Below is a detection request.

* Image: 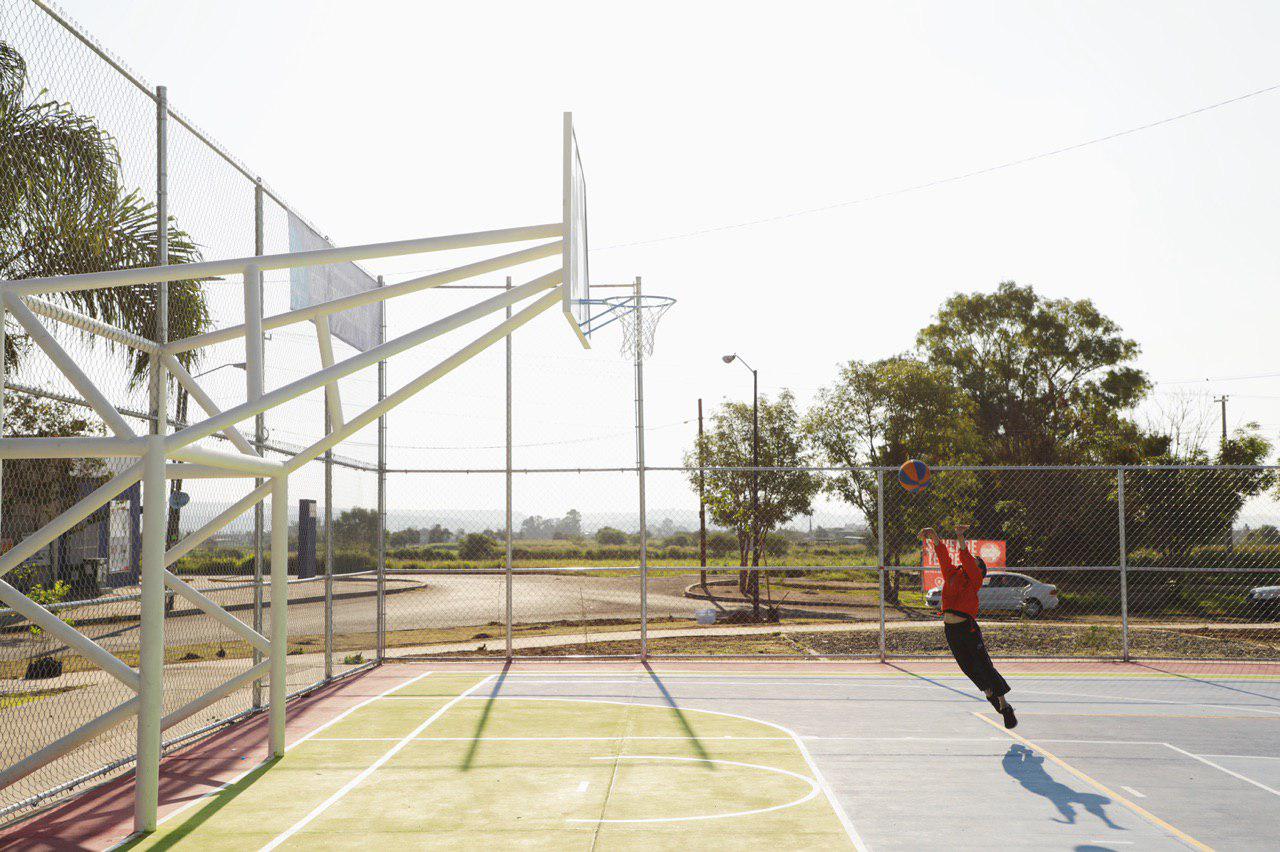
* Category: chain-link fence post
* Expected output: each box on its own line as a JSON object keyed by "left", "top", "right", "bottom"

{"left": 877, "top": 468, "right": 886, "bottom": 663}
{"left": 134, "top": 83, "right": 170, "bottom": 834}
{"left": 251, "top": 179, "right": 265, "bottom": 708}
{"left": 1118, "top": 467, "right": 1129, "bottom": 662}
{"left": 377, "top": 276, "right": 387, "bottom": 663}
{"left": 504, "top": 276, "right": 514, "bottom": 659}
{"left": 634, "top": 277, "right": 648, "bottom": 660}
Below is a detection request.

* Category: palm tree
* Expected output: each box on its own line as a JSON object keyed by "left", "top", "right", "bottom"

{"left": 2, "top": 39, "right": 215, "bottom": 560}
{"left": 1, "top": 39, "right": 211, "bottom": 375}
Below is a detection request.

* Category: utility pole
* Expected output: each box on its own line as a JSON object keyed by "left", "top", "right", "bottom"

{"left": 1215, "top": 395, "right": 1229, "bottom": 447}
{"left": 698, "top": 398, "right": 707, "bottom": 588}
{"left": 1215, "top": 395, "right": 1233, "bottom": 550}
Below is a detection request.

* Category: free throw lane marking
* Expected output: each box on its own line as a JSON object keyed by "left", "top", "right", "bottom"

{"left": 1121, "top": 786, "right": 1146, "bottom": 798}
{"left": 972, "top": 713, "right": 1211, "bottom": 851}
{"left": 262, "top": 675, "right": 494, "bottom": 851}
{"left": 1164, "top": 743, "right": 1280, "bottom": 798}
{"left": 456, "top": 694, "right": 868, "bottom": 850}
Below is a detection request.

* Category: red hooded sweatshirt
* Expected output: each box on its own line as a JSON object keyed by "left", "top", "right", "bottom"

{"left": 937, "top": 543, "right": 984, "bottom": 618}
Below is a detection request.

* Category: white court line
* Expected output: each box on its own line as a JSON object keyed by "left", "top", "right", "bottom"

{"left": 1198, "top": 753, "right": 1280, "bottom": 760}
{"left": 1011, "top": 687, "right": 1280, "bottom": 718}
{"left": 456, "top": 695, "right": 868, "bottom": 850}
{"left": 114, "top": 669, "right": 438, "bottom": 843}
{"left": 1163, "top": 743, "right": 1280, "bottom": 798}
{"left": 1121, "top": 785, "right": 1146, "bottom": 798}
{"left": 411, "top": 668, "right": 1280, "bottom": 682}
{"left": 262, "top": 675, "right": 495, "bottom": 851}
{"left": 567, "top": 755, "right": 818, "bottom": 824}
{"left": 308, "top": 735, "right": 792, "bottom": 742}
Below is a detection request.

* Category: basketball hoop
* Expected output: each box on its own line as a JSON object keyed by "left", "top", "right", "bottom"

{"left": 577, "top": 293, "right": 675, "bottom": 358}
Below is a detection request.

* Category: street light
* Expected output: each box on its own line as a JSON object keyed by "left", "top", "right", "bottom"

{"left": 722, "top": 354, "right": 761, "bottom": 605}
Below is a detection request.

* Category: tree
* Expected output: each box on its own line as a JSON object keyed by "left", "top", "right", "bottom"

{"left": 595, "top": 526, "right": 627, "bottom": 545}
{"left": 917, "top": 282, "right": 1148, "bottom": 465}
{"left": 2, "top": 40, "right": 214, "bottom": 563}
{"left": 804, "top": 356, "right": 983, "bottom": 602}
{"left": 553, "top": 509, "right": 582, "bottom": 540}
{"left": 1, "top": 40, "right": 212, "bottom": 373}
{"left": 1, "top": 395, "right": 107, "bottom": 586}
{"left": 685, "top": 390, "right": 820, "bottom": 615}
{"left": 426, "top": 524, "right": 451, "bottom": 544}
{"left": 331, "top": 507, "right": 379, "bottom": 553}
{"left": 389, "top": 527, "right": 421, "bottom": 548}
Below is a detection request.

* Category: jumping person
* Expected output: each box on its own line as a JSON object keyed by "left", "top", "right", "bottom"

{"left": 921, "top": 525, "right": 1017, "bottom": 728}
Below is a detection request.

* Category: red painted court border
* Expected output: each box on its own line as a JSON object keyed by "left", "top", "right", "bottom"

{"left": 0, "top": 665, "right": 426, "bottom": 852}
{"left": 2, "top": 658, "right": 1276, "bottom": 850}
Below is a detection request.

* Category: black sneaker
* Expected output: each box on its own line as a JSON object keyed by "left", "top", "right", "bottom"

{"left": 987, "top": 694, "right": 1002, "bottom": 711}
{"left": 1001, "top": 703, "right": 1018, "bottom": 729}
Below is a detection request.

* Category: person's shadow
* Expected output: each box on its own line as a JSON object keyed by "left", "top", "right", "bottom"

{"left": 1002, "top": 744, "right": 1123, "bottom": 830}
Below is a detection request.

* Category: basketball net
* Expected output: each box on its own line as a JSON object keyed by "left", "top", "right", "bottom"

{"left": 618, "top": 296, "right": 673, "bottom": 359}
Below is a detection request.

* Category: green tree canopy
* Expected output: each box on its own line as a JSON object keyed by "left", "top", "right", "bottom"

{"left": 686, "top": 390, "right": 820, "bottom": 568}
{"left": 805, "top": 356, "right": 983, "bottom": 564}
{"left": 917, "top": 281, "right": 1149, "bottom": 465}
{"left": 1, "top": 39, "right": 211, "bottom": 381}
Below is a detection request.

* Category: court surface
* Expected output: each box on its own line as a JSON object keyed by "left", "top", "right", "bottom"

{"left": 8, "top": 660, "right": 1280, "bottom": 851}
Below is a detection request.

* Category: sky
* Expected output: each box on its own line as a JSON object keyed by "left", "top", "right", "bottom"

{"left": 18, "top": 0, "right": 1280, "bottom": 527}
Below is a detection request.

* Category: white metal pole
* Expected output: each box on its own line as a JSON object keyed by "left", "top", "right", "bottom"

{"left": 252, "top": 179, "right": 265, "bottom": 708}
{"left": 1118, "top": 468, "right": 1129, "bottom": 662}
{"left": 324, "top": 410, "right": 333, "bottom": 680}
{"left": 376, "top": 276, "right": 387, "bottom": 663}
{"left": 634, "top": 277, "right": 648, "bottom": 660}
{"left": 135, "top": 438, "right": 166, "bottom": 832}
{"left": 269, "top": 474, "right": 288, "bottom": 756}
{"left": 134, "top": 83, "right": 169, "bottom": 834}
{"left": 505, "top": 276, "right": 514, "bottom": 660}
{"left": 877, "top": 469, "right": 886, "bottom": 663}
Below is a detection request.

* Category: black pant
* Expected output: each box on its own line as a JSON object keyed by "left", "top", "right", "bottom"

{"left": 944, "top": 617, "right": 1010, "bottom": 697}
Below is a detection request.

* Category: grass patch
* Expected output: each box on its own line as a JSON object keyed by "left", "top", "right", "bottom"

{"left": 0, "top": 685, "right": 81, "bottom": 708}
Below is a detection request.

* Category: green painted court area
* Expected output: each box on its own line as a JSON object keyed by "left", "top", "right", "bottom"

{"left": 127, "top": 672, "right": 852, "bottom": 850}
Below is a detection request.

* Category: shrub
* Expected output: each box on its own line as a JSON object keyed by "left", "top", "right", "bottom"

{"left": 595, "top": 526, "right": 627, "bottom": 545}
{"left": 459, "top": 533, "right": 497, "bottom": 561}
{"left": 764, "top": 537, "right": 790, "bottom": 558}
{"left": 332, "top": 551, "right": 376, "bottom": 574}
{"left": 707, "top": 532, "right": 738, "bottom": 558}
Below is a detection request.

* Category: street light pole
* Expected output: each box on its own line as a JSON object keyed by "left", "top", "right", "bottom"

{"left": 751, "top": 365, "right": 758, "bottom": 569}
{"left": 723, "top": 353, "right": 760, "bottom": 616}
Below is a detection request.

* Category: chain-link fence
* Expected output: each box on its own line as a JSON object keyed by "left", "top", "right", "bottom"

{"left": 1, "top": 0, "right": 383, "bottom": 823}
{"left": 373, "top": 465, "right": 1280, "bottom": 662}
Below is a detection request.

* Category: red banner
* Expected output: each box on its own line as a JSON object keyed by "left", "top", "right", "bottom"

{"left": 921, "top": 539, "right": 1006, "bottom": 592}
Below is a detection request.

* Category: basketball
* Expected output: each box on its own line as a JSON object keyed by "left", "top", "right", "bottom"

{"left": 898, "top": 459, "right": 932, "bottom": 493}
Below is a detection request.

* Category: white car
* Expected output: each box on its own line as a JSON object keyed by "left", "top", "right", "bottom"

{"left": 1248, "top": 585, "right": 1280, "bottom": 617}
{"left": 924, "top": 571, "right": 1060, "bottom": 617}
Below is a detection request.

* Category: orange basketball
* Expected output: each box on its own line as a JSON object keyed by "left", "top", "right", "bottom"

{"left": 898, "top": 459, "right": 932, "bottom": 493}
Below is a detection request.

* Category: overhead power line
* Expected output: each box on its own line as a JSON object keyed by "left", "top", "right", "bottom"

{"left": 597, "top": 80, "right": 1280, "bottom": 251}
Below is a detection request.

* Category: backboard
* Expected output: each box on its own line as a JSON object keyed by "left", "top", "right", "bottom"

{"left": 562, "top": 111, "right": 591, "bottom": 347}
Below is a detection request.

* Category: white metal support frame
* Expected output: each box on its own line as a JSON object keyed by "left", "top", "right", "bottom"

{"left": 0, "top": 113, "right": 586, "bottom": 834}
